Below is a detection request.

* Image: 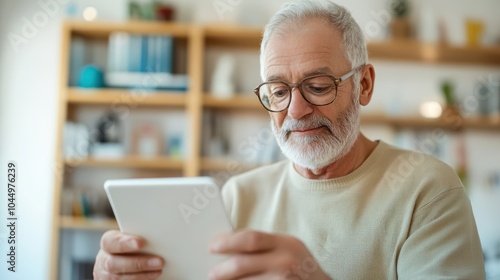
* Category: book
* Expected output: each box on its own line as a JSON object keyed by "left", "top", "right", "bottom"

{"left": 106, "top": 33, "right": 178, "bottom": 88}
{"left": 105, "top": 72, "right": 188, "bottom": 91}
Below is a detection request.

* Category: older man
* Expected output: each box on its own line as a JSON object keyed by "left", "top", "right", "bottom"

{"left": 94, "top": 1, "right": 485, "bottom": 279}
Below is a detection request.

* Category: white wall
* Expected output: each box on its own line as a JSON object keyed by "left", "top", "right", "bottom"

{"left": 0, "top": 0, "right": 499, "bottom": 279}
{"left": 0, "top": 0, "right": 64, "bottom": 279}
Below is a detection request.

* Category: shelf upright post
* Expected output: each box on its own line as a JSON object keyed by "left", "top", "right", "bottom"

{"left": 184, "top": 25, "right": 204, "bottom": 177}
{"left": 49, "top": 21, "right": 72, "bottom": 280}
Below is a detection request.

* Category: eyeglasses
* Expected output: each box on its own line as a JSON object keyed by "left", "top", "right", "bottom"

{"left": 254, "top": 65, "right": 364, "bottom": 112}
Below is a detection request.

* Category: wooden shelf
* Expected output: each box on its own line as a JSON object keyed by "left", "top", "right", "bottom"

{"left": 203, "top": 94, "right": 264, "bottom": 110}
{"left": 204, "top": 25, "right": 262, "bottom": 48}
{"left": 361, "top": 114, "right": 500, "bottom": 130}
{"left": 201, "top": 157, "right": 263, "bottom": 172}
{"left": 67, "top": 88, "right": 187, "bottom": 107}
{"left": 368, "top": 40, "right": 500, "bottom": 66}
{"left": 65, "top": 155, "right": 184, "bottom": 170}
{"left": 59, "top": 216, "right": 118, "bottom": 231}
{"left": 66, "top": 20, "right": 192, "bottom": 39}
{"left": 463, "top": 116, "right": 500, "bottom": 130}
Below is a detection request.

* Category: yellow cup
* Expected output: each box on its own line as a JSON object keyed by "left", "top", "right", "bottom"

{"left": 466, "top": 19, "right": 484, "bottom": 46}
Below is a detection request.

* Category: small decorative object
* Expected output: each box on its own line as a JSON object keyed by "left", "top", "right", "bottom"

{"left": 63, "top": 122, "right": 90, "bottom": 160}
{"left": 82, "top": 188, "right": 112, "bottom": 219}
{"left": 129, "top": 1, "right": 156, "bottom": 20}
{"left": 131, "top": 123, "right": 163, "bottom": 157}
{"left": 92, "top": 112, "right": 125, "bottom": 158}
{"left": 465, "top": 19, "right": 485, "bottom": 47}
{"left": 69, "top": 187, "right": 113, "bottom": 219}
{"left": 97, "top": 112, "right": 121, "bottom": 143}
{"left": 478, "top": 82, "right": 492, "bottom": 117}
{"left": 155, "top": 4, "right": 175, "bottom": 21}
{"left": 390, "top": 0, "right": 411, "bottom": 39}
{"left": 78, "top": 65, "right": 104, "bottom": 88}
{"left": 438, "top": 18, "right": 449, "bottom": 45}
{"left": 65, "top": 1, "right": 78, "bottom": 19}
{"left": 207, "top": 113, "right": 228, "bottom": 157}
{"left": 129, "top": 0, "right": 173, "bottom": 21}
{"left": 210, "top": 55, "right": 236, "bottom": 99}
{"left": 440, "top": 80, "right": 462, "bottom": 125}
{"left": 477, "top": 76, "right": 500, "bottom": 119}
{"left": 128, "top": 2, "right": 143, "bottom": 19}
{"left": 168, "top": 135, "right": 183, "bottom": 158}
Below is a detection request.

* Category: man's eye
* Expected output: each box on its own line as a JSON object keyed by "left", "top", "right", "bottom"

{"left": 271, "top": 88, "right": 289, "bottom": 97}
{"left": 305, "top": 84, "right": 332, "bottom": 94}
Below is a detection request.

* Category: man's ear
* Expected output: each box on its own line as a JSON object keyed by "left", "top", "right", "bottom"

{"left": 358, "top": 64, "right": 375, "bottom": 106}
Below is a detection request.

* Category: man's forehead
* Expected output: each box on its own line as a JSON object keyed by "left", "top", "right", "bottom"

{"left": 263, "top": 45, "right": 346, "bottom": 81}
{"left": 262, "top": 20, "right": 346, "bottom": 81}
{"left": 265, "top": 66, "right": 335, "bottom": 82}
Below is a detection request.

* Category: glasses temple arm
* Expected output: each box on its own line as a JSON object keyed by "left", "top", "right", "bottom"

{"left": 339, "top": 65, "right": 365, "bottom": 82}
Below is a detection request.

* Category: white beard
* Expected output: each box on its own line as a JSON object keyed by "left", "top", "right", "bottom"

{"left": 271, "top": 96, "right": 360, "bottom": 170}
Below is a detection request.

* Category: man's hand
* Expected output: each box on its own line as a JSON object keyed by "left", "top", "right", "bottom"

{"left": 93, "top": 230, "right": 165, "bottom": 280}
{"left": 209, "top": 230, "right": 331, "bottom": 280}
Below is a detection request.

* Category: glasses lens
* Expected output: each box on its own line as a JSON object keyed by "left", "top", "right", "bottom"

{"left": 258, "top": 82, "right": 290, "bottom": 111}
{"left": 301, "top": 76, "right": 337, "bottom": 105}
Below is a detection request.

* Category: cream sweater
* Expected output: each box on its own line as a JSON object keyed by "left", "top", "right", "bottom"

{"left": 222, "top": 141, "right": 485, "bottom": 279}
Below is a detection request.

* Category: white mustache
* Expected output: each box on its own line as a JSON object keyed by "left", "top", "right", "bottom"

{"left": 281, "top": 115, "right": 334, "bottom": 137}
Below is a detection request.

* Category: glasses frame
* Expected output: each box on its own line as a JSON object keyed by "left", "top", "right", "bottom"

{"left": 254, "top": 65, "right": 365, "bottom": 112}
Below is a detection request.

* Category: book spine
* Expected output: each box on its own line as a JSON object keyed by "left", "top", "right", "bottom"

{"left": 129, "top": 35, "right": 142, "bottom": 72}
{"left": 155, "top": 36, "right": 163, "bottom": 73}
{"left": 114, "top": 32, "right": 130, "bottom": 72}
{"left": 140, "top": 35, "right": 148, "bottom": 72}
{"left": 164, "top": 36, "right": 174, "bottom": 74}
{"left": 147, "top": 36, "right": 156, "bottom": 73}
{"left": 107, "top": 34, "right": 114, "bottom": 73}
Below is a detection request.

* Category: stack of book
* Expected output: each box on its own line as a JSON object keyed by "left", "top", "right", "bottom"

{"left": 106, "top": 33, "right": 188, "bottom": 91}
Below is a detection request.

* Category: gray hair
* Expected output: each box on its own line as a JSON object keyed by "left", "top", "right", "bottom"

{"left": 260, "top": 0, "right": 368, "bottom": 95}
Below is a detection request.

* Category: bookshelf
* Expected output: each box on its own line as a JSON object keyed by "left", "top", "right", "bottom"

{"left": 50, "top": 20, "right": 500, "bottom": 280}
{"left": 59, "top": 216, "right": 118, "bottom": 231}
{"left": 203, "top": 94, "right": 262, "bottom": 110}
{"left": 65, "top": 155, "right": 184, "bottom": 169}
{"left": 51, "top": 20, "right": 202, "bottom": 280}
{"left": 67, "top": 88, "right": 187, "bottom": 106}
{"left": 367, "top": 40, "right": 500, "bottom": 66}
{"left": 361, "top": 114, "right": 500, "bottom": 130}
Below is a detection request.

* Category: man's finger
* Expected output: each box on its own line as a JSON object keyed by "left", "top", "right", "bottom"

{"left": 101, "top": 230, "right": 146, "bottom": 254}
{"left": 210, "top": 230, "right": 277, "bottom": 253}
{"left": 101, "top": 271, "right": 163, "bottom": 280}
{"left": 100, "top": 251, "right": 165, "bottom": 274}
{"left": 209, "top": 254, "right": 267, "bottom": 280}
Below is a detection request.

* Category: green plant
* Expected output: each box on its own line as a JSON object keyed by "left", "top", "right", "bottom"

{"left": 391, "top": 0, "right": 409, "bottom": 18}
{"left": 441, "top": 80, "right": 455, "bottom": 106}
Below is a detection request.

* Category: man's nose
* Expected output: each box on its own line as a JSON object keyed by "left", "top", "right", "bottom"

{"left": 287, "top": 88, "right": 314, "bottom": 119}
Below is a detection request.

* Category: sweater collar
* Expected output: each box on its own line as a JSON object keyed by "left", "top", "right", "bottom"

{"left": 287, "top": 141, "right": 386, "bottom": 191}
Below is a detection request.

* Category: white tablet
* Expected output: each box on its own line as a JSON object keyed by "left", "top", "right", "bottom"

{"left": 104, "top": 177, "right": 232, "bottom": 280}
